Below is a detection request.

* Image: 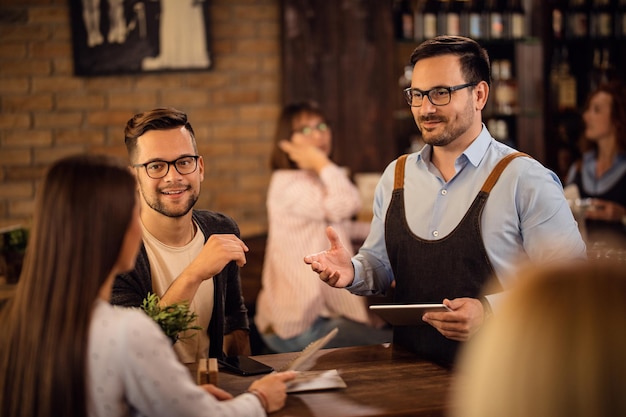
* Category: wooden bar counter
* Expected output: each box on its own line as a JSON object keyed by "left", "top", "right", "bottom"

{"left": 217, "top": 344, "right": 454, "bottom": 417}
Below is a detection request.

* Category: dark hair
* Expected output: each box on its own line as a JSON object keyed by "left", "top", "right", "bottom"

{"left": 0, "top": 154, "right": 137, "bottom": 417}
{"left": 269, "top": 101, "right": 329, "bottom": 170}
{"left": 579, "top": 81, "right": 626, "bottom": 154}
{"left": 410, "top": 35, "right": 491, "bottom": 88}
{"left": 124, "top": 107, "right": 198, "bottom": 162}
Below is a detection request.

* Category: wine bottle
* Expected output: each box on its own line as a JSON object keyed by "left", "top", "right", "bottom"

{"left": 552, "top": 0, "right": 566, "bottom": 40}
{"left": 445, "top": 0, "right": 463, "bottom": 36}
{"left": 557, "top": 47, "right": 578, "bottom": 111}
{"left": 588, "top": 48, "right": 603, "bottom": 91}
{"left": 590, "top": 0, "right": 613, "bottom": 38}
{"left": 487, "top": 118, "right": 498, "bottom": 138}
{"left": 486, "top": 0, "right": 505, "bottom": 39}
{"left": 401, "top": 0, "right": 415, "bottom": 40}
{"left": 437, "top": 0, "right": 450, "bottom": 36}
{"left": 413, "top": 0, "right": 425, "bottom": 40}
{"left": 495, "top": 119, "right": 510, "bottom": 145}
{"left": 566, "top": 0, "right": 589, "bottom": 39}
{"left": 587, "top": 48, "right": 614, "bottom": 91}
{"left": 494, "top": 59, "right": 518, "bottom": 115}
{"left": 399, "top": 65, "right": 413, "bottom": 89}
{"left": 507, "top": 0, "right": 525, "bottom": 39}
{"left": 486, "top": 59, "right": 500, "bottom": 115}
{"left": 599, "top": 47, "right": 615, "bottom": 83}
{"left": 469, "top": 0, "right": 489, "bottom": 39}
{"left": 549, "top": 48, "right": 562, "bottom": 111}
{"left": 422, "top": 0, "right": 439, "bottom": 39}
{"left": 393, "top": 0, "right": 405, "bottom": 39}
{"left": 616, "top": 0, "right": 626, "bottom": 39}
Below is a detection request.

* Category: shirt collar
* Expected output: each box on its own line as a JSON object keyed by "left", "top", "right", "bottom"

{"left": 416, "top": 123, "right": 492, "bottom": 168}
{"left": 582, "top": 150, "right": 626, "bottom": 175}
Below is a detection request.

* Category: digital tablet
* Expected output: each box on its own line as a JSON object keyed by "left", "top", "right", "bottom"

{"left": 369, "top": 303, "right": 451, "bottom": 326}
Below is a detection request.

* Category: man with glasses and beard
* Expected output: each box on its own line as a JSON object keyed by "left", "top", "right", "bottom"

{"left": 304, "top": 36, "right": 586, "bottom": 367}
{"left": 112, "top": 107, "right": 251, "bottom": 373}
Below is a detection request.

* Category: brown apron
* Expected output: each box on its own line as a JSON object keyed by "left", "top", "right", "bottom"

{"left": 385, "top": 152, "right": 527, "bottom": 366}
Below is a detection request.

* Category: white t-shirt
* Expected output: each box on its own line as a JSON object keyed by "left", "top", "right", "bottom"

{"left": 87, "top": 300, "right": 264, "bottom": 417}
{"left": 141, "top": 221, "right": 214, "bottom": 364}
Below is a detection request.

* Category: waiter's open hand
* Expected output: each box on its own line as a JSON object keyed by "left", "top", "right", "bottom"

{"left": 422, "top": 298, "right": 485, "bottom": 341}
{"left": 303, "top": 226, "right": 354, "bottom": 288}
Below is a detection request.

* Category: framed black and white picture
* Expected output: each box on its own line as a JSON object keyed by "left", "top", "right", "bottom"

{"left": 68, "top": 0, "right": 212, "bottom": 76}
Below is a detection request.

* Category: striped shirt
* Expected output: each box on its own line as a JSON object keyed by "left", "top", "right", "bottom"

{"left": 255, "top": 164, "right": 371, "bottom": 339}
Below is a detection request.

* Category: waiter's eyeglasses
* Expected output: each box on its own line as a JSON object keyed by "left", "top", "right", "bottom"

{"left": 403, "top": 83, "right": 477, "bottom": 107}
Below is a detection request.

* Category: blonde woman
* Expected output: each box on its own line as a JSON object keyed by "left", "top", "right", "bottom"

{"left": 452, "top": 260, "right": 626, "bottom": 417}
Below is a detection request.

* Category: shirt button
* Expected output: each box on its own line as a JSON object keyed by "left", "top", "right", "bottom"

{"left": 441, "top": 189, "right": 447, "bottom": 195}
{"left": 433, "top": 230, "right": 439, "bottom": 237}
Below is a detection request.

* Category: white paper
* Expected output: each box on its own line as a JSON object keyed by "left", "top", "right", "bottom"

{"left": 286, "top": 369, "right": 347, "bottom": 393}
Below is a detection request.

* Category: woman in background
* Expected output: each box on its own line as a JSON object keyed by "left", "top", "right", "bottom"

{"left": 255, "top": 101, "right": 391, "bottom": 353}
{"left": 0, "top": 154, "right": 294, "bottom": 417}
{"left": 452, "top": 260, "right": 626, "bottom": 417}
{"left": 566, "top": 81, "right": 626, "bottom": 248}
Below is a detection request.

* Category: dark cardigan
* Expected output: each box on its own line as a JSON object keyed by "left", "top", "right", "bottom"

{"left": 111, "top": 210, "right": 250, "bottom": 359}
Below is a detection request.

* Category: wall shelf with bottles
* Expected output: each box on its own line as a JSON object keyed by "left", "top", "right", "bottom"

{"left": 544, "top": 0, "right": 626, "bottom": 180}
{"left": 392, "top": 0, "right": 542, "bottom": 157}
{"left": 394, "top": 0, "right": 531, "bottom": 43}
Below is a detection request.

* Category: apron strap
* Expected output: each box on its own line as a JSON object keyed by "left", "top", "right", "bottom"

{"left": 394, "top": 154, "right": 409, "bottom": 191}
{"left": 393, "top": 151, "right": 531, "bottom": 193}
{"left": 480, "top": 152, "right": 530, "bottom": 193}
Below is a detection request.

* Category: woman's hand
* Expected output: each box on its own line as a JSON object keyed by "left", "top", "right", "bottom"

{"left": 279, "top": 140, "right": 330, "bottom": 173}
{"left": 586, "top": 199, "right": 626, "bottom": 222}
{"left": 200, "top": 384, "right": 233, "bottom": 400}
{"left": 248, "top": 371, "right": 298, "bottom": 413}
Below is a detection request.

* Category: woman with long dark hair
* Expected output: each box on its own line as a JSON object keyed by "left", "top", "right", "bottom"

{"left": 0, "top": 154, "right": 294, "bottom": 417}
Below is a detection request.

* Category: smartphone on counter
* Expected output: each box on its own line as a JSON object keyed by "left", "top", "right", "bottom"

{"left": 217, "top": 355, "right": 274, "bottom": 376}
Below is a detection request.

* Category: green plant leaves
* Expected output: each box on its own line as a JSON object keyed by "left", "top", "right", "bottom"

{"left": 141, "top": 292, "right": 202, "bottom": 343}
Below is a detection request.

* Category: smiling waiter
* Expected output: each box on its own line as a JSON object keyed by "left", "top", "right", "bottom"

{"left": 303, "top": 35, "right": 586, "bottom": 367}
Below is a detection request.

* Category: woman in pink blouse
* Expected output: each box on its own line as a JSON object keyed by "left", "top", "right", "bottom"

{"left": 255, "top": 101, "right": 391, "bottom": 353}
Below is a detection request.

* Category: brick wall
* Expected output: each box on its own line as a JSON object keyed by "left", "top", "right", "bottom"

{"left": 0, "top": 0, "right": 281, "bottom": 237}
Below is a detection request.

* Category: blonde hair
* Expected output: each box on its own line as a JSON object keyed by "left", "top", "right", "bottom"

{"left": 452, "top": 260, "right": 626, "bottom": 417}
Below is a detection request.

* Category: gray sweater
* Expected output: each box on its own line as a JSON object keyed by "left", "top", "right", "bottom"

{"left": 111, "top": 210, "right": 249, "bottom": 359}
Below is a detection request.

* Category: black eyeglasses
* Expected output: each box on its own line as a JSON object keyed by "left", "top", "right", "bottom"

{"left": 403, "top": 82, "right": 477, "bottom": 107}
{"left": 294, "top": 122, "right": 330, "bottom": 136}
{"left": 132, "top": 155, "right": 199, "bottom": 179}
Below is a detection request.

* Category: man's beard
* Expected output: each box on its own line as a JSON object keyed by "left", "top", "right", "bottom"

{"left": 143, "top": 189, "right": 198, "bottom": 218}
{"left": 417, "top": 100, "right": 474, "bottom": 147}
{"left": 420, "top": 115, "right": 455, "bottom": 147}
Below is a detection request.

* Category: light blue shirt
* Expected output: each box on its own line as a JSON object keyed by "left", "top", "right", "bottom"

{"left": 565, "top": 151, "right": 626, "bottom": 196}
{"left": 349, "top": 126, "right": 586, "bottom": 308}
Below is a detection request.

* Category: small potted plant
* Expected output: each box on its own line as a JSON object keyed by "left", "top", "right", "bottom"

{"left": 141, "top": 292, "right": 202, "bottom": 344}
{"left": 0, "top": 226, "right": 29, "bottom": 285}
